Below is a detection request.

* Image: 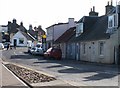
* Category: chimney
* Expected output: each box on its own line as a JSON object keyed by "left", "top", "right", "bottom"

{"left": 116, "top": 1, "right": 120, "bottom": 13}
{"left": 68, "top": 18, "right": 75, "bottom": 29}
{"left": 8, "top": 21, "right": 11, "bottom": 25}
{"left": 93, "top": 6, "right": 95, "bottom": 12}
{"left": 13, "top": 19, "right": 16, "bottom": 23}
{"left": 29, "top": 24, "right": 33, "bottom": 30}
{"left": 20, "top": 22, "right": 23, "bottom": 26}
{"left": 105, "top": 0, "right": 114, "bottom": 14}
{"left": 89, "top": 6, "right": 99, "bottom": 16}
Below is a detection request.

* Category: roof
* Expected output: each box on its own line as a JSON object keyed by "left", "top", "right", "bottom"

{"left": 46, "top": 23, "right": 68, "bottom": 29}
{"left": 21, "top": 31, "right": 35, "bottom": 41}
{"left": 79, "top": 16, "right": 99, "bottom": 33}
{"left": 69, "top": 15, "right": 110, "bottom": 42}
{"left": 27, "top": 30, "right": 38, "bottom": 39}
{"left": 19, "top": 25, "right": 27, "bottom": 33}
{"left": 8, "top": 22, "right": 19, "bottom": 33}
{"left": 55, "top": 27, "right": 76, "bottom": 44}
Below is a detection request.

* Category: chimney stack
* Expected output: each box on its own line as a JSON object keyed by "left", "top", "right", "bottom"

{"left": 105, "top": 1, "right": 114, "bottom": 14}
{"left": 89, "top": 6, "right": 99, "bottom": 17}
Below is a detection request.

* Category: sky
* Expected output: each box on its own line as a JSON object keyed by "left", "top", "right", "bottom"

{"left": 0, "top": 0, "right": 117, "bottom": 31}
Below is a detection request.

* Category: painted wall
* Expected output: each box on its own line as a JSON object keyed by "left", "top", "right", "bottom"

{"left": 79, "top": 34, "right": 118, "bottom": 64}
{"left": 46, "top": 18, "right": 77, "bottom": 49}
{"left": 11, "top": 31, "right": 28, "bottom": 46}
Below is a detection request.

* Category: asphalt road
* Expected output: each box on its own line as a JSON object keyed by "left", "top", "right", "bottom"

{"left": 1, "top": 47, "right": 119, "bottom": 87}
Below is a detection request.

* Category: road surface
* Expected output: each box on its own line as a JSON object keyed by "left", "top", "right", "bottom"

{"left": 1, "top": 47, "right": 119, "bottom": 87}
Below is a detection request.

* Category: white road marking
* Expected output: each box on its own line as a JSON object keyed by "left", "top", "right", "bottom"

{"left": 63, "top": 66, "right": 73, "bottom": 69}
{"left": 2, "top": 64, "right": 29, "bottom": 87}
{"left": 14, "top": 52, "right": 17, "bottom": 55}
{"left": 19, "top": 52, "right": 23, "bottom": 54}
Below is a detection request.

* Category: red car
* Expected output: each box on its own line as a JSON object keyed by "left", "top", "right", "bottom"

{"left": 44, "top": 47, "right": 62, "bottom": 60}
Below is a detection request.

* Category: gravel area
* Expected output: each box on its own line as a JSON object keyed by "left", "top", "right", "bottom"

{"left": 5, "top": 64, "right": 56, "bottom": 84}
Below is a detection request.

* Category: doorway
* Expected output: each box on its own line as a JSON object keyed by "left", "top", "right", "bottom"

{"left": 90, "top": 42, "right": 96, "bottom": 62}
{"left": 13, "top": 39, "right": 17, "bottom": 47}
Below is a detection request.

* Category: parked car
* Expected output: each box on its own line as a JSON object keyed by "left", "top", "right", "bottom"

{"left": 3, "top": 42, "right": 10, "bottom": 48}
{"left": 44, "top": 47, "right": 62, "bottom": 60}
{"left": 0, "top": 43, "right": 4, "bottom": 50}
{"left": 29, "top": 43, "right": 44, "bottom": 55}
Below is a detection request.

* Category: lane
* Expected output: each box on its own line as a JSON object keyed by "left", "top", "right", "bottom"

{"left": 2, "top": 47, "right": 119, "bottom": 86}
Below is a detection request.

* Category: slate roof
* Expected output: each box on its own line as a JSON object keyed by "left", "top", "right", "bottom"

{"left": 21, "top": 31, "right": 35, "bottom": 41}
{"left": 78, "top": 16, "right": 99, "bottom": 33}
{"left": 19, "top": 26, "right": 27, "bottom": 33}
{"left": 69, "top": 15, "right": 110, "bottom": 42}
{"left": 46, "top": 21, "right": 78, "bottom": 29}
{"left": 27, "top": 30, "right": 38, "bottom": 39}
{"left": 8, "top": 22, "right": 19, "bottom": 33}
{"left": 55, "top": 27, "right": 76, "bottom": 44}
{"left": 46, "top": 23, "right": 68, "bottom": 29}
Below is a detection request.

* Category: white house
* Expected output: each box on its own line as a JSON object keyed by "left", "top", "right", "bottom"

{"left": 73, "top": 3, "right": 120, "bottom": 64}
{"left": 46, "top": 18, "right": 77, "bottom": 49}
{"left": 11, "top": 30, "right": 35, "bottom": 47}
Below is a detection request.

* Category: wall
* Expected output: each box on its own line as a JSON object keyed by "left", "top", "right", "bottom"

{"left": 54, "top": 24, "right": 68, "bottom": 41}
{"left": 80, "top": 39, "right": 116, "bottom": 64}
{"left": 11, "top": 31, "right": 27, "bottom": 46}
{"left": 46, "top": 18, "right": 77, "bottom": 49}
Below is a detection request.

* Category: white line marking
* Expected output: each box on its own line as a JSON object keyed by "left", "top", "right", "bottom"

{"left": 2, "top": 64, "right": 28, "bottom": 87}
{"left": 14, "top": 52, "right": 17, "bottom": 55}
{"left": 64, "top": 66, "right": 73, "bottom": 69}
{"left": 19, "top": 52, "right": 23, "bottom": 54}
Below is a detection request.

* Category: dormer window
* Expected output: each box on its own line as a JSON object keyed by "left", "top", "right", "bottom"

{"left": 108, "top": 14, "right": 118, "bottom": 28}
{"left": 76, "top": 23, "right": 83, "bottom": 37}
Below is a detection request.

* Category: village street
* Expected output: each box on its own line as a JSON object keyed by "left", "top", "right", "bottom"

{"left": 1, "top": 47, "right": 119, "bottom": 87}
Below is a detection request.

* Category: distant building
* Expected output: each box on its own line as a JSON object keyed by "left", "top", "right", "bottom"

{"left": 11, "top": 30, "right": 35, "bottom": 47}
{"left": 27, "top": 25, "right": 45, "bottom": 42}
{"left": 46, "top": 18, "right": 77, "bottom": 49}
{"left": 0, "top": 25, "right": 9, "bottom": 43}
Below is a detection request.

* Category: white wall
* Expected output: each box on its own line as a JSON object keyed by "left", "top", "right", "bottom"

{"left": 80, "top": 35, "right": 118, "bottom": 64}
{"left": 54, "top": 24, "right": 68, "bottom": 41}
{"left": 11, "top": 31, "right": 28, "bottom": 46}
{"left": 46, "top": 18, "right": 77, "bottom": 42}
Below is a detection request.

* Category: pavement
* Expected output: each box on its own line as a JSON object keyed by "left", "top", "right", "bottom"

{"left": 0, "top": 50, "right": 28, "bottom": 88}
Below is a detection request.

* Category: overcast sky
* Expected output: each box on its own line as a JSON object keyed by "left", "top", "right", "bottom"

{"left": 0, "top": 0, "right": 117, "bottom": 30}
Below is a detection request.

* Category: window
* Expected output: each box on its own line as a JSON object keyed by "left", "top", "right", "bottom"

{"left": 76, "top": 23, "right": 83, "bottom": 37}
{"left": 108, "top": 14, "right": 118, "bottom": 28}
{"left": 19, "top": 38, "right": 24, "bottom": 44}
{"left": 83, "top": 43, "right": 86, "bottom": 54}
{"left": 99, "top": 42, "right": 104, "bottom": 55}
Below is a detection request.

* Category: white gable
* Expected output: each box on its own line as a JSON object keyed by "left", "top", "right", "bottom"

{"left": 11, "top": 31, "right": 28, "bottom": 46}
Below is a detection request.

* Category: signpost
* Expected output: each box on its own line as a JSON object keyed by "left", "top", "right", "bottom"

{"left": 42, "top": 35, "right": 46, "bottom": 52}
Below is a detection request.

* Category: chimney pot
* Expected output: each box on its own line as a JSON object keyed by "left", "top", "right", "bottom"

{"left": 93, "top": 6, "right": 95, "bottom": 12}
{"left": 108, "top": 1, "right": 109, "bottom": 5}
{"left": 111, "top": 0, "right": 113, "bottom": 6}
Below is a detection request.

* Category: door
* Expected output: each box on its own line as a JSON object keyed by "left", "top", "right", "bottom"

{"left": 90, "top": 42, "right": 95, "bottom": 62}
{"left": 13, "top": 39, "right": 17, "bottom": 47}
{"left": 76, "top": 43, "right": 80, "bottom": 60}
